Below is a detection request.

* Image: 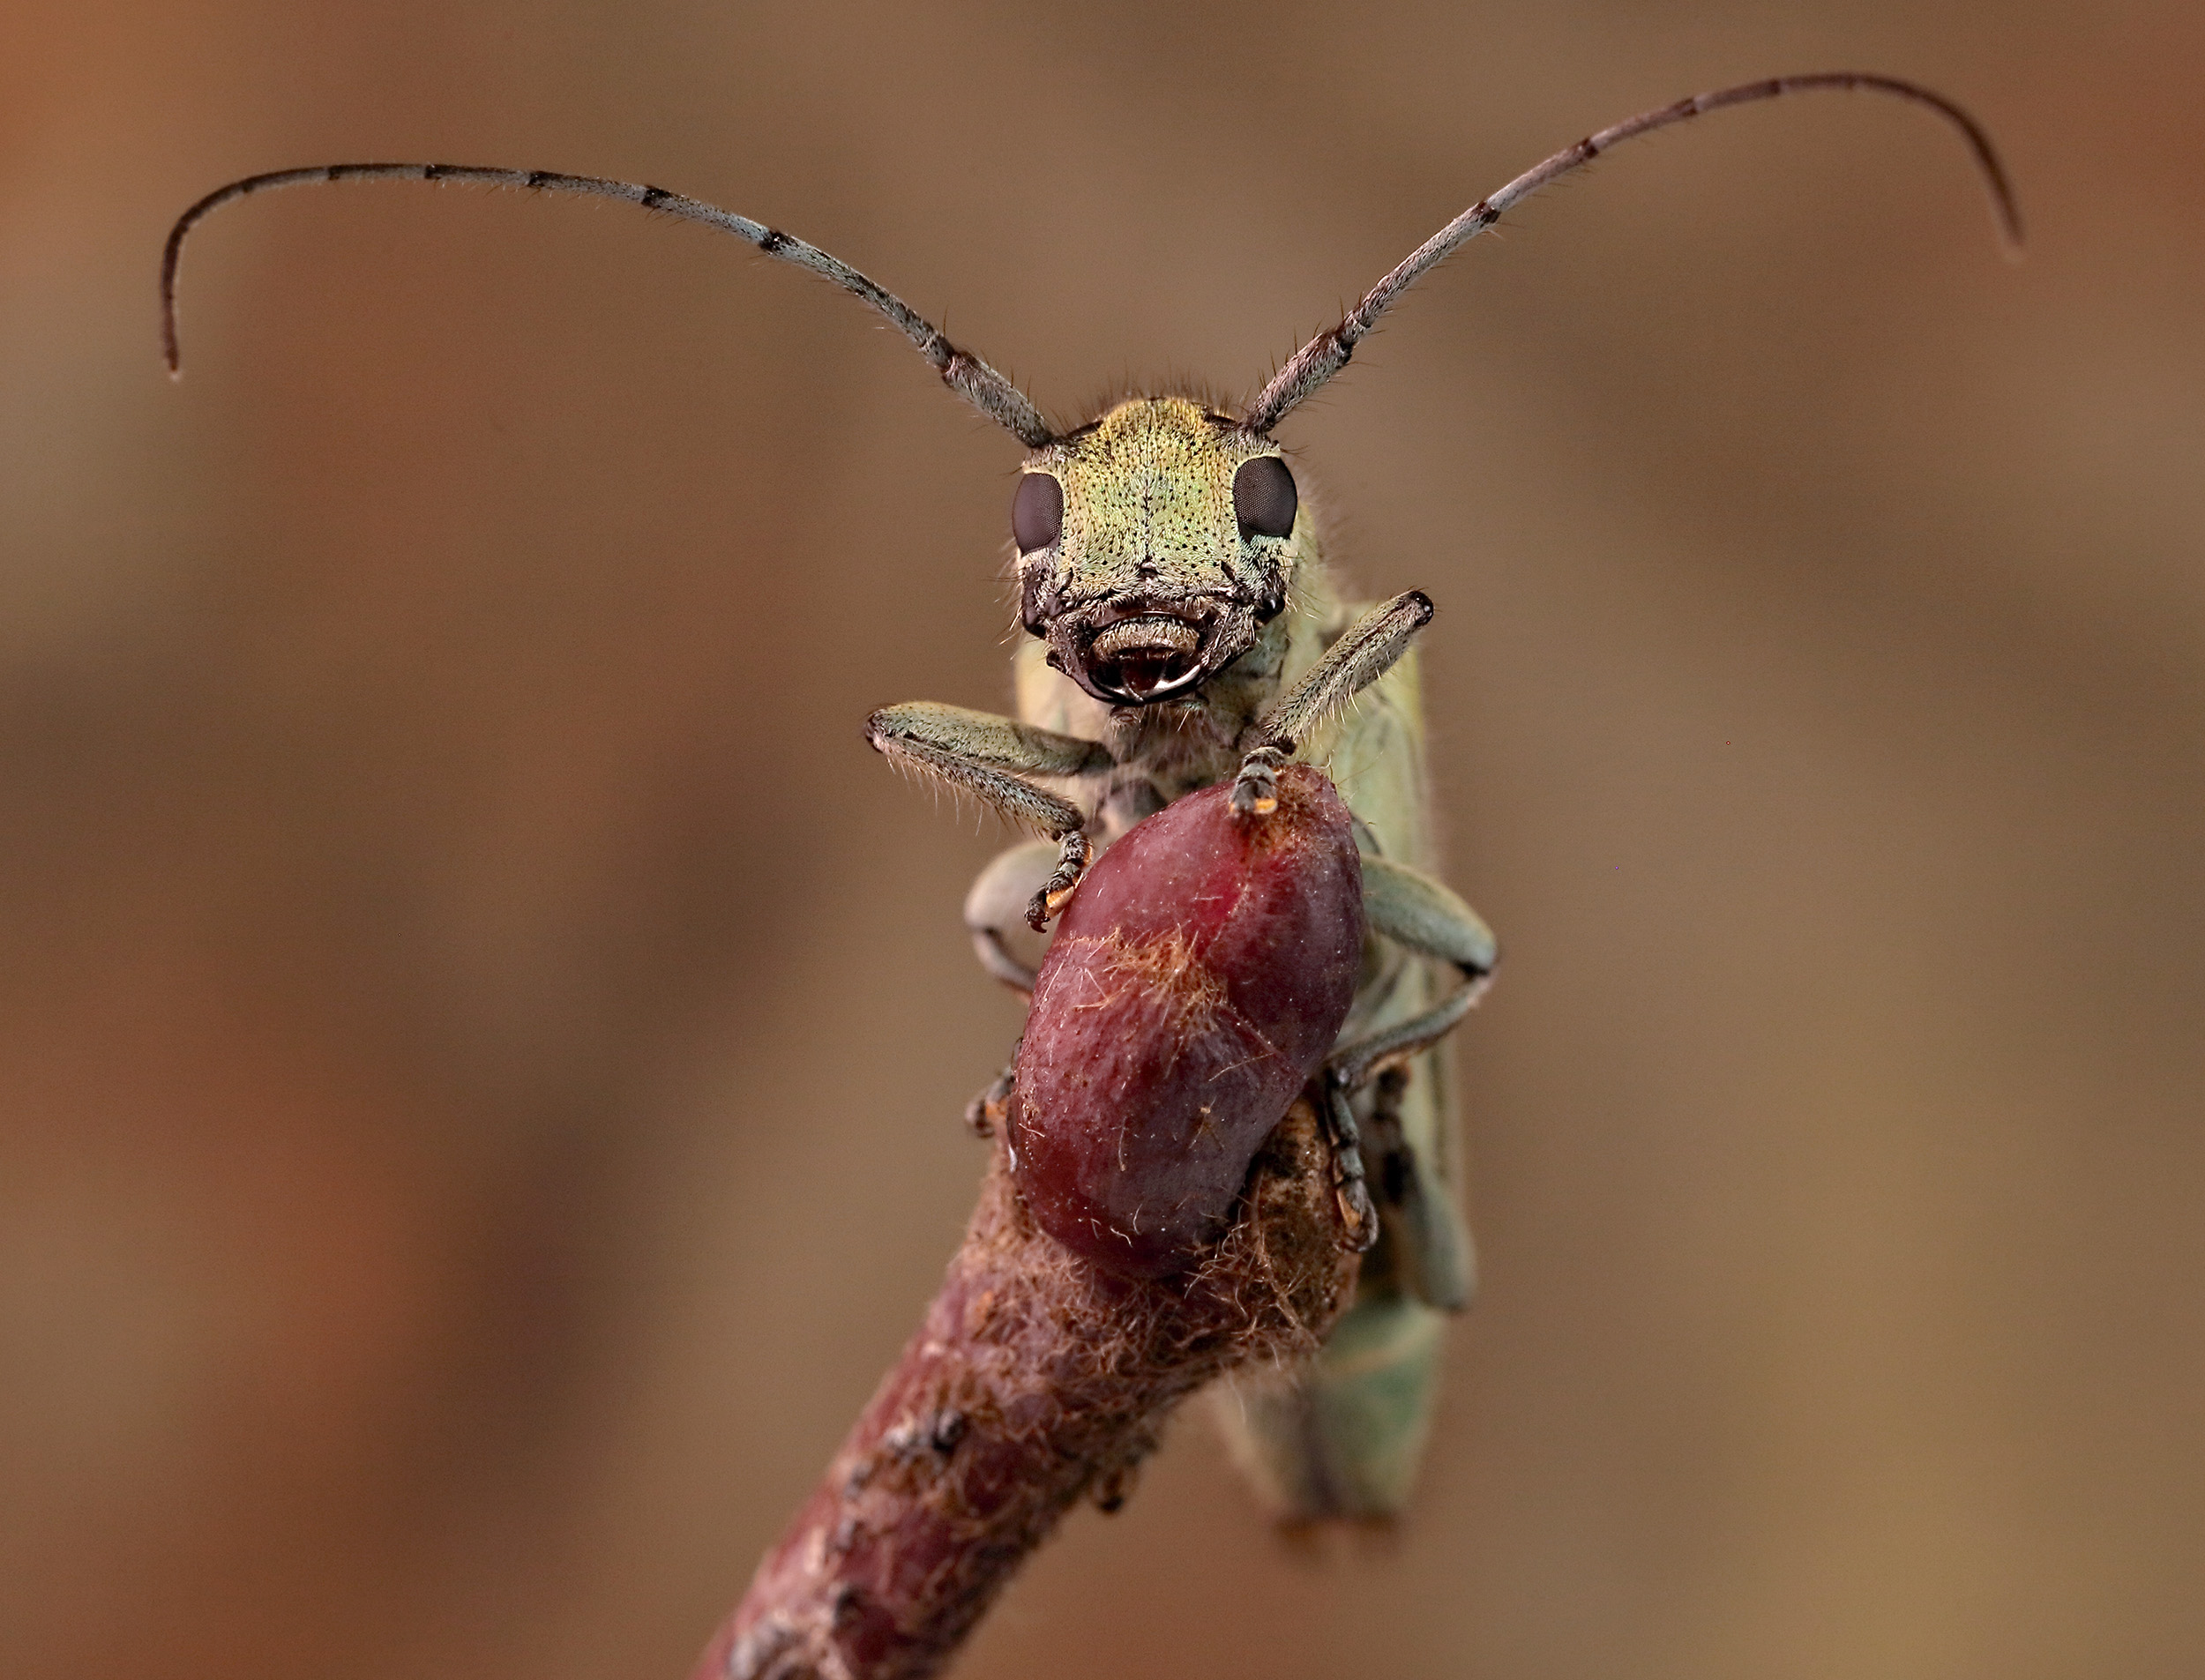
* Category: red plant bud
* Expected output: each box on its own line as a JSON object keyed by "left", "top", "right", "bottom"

{"left": 696, "top": 767, "right": 1367, "bottom": 1680}
{"left": 1008, "top": 765, "right": 1364, "bottom": 1275}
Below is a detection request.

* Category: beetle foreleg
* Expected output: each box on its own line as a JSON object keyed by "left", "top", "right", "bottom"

{"left": 1028, "top": 829, "right": 1090, "bottom": 931}
{"left": 1228, "top": 746, "right": 1288, "bottom": 817}
{"left": 1232, "top": 591, "right": 1434, "bottom": 816}
{"left": 866, "top": 702, "right": 1112, "bottom": 926}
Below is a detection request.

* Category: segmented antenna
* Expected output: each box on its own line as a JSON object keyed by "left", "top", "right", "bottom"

{"left": 160, "top": 163, "right": 1054, "bottom": 447}
{"left": 1245, "top": 72, "right": 2024, "bottom": 435}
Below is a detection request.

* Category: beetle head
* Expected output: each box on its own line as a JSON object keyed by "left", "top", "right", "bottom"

{"left": 1012, "top": 398, "right": 1300, "bottom": 706}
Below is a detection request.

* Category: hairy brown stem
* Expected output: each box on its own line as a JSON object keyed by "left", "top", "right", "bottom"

{"left": 691, "top": 1096, "right": 1356, "bottom": 1680}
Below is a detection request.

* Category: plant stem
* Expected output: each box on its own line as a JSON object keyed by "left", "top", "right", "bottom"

{"left": 693, "top": 1096, "right": 1354, "bottom": 1680}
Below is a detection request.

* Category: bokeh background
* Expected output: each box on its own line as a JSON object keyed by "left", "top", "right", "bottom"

{"left": 5, "top": 2, "right": 2201, "bottom": 1676}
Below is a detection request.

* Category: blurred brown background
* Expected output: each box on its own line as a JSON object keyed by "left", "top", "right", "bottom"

{"left": 4, "top": 1, "right": 2201, "bottom": 1676}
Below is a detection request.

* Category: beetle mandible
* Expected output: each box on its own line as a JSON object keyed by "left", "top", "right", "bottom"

{"left": 161, "top": 72, "right": 2020, "bottom": 1520}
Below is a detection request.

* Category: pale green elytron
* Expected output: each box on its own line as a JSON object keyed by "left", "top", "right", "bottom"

{"left": 161, "top": 73, "right": 2019, "bottom": 1519}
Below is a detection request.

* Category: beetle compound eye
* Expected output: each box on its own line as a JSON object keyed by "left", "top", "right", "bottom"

{"left": 1233, "top": 455, "right": 1297, "bottom": 541}
{"left": 1013, "top": 473, "right": 1064, "bottom": 553}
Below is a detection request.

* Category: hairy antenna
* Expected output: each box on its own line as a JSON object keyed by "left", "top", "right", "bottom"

{"left": 1245, "top": 72, "right": 2024, "bottom": 434}
{"left": 160, "top": 163, "right": 1054, "bottom": 447}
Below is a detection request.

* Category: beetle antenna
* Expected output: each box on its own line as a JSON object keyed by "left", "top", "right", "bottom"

{"left": 160, "top": 163, "right": 1054, "bottom": 446}
{"left": 1244, "top": 71, "right": 2023, "bottom": 434}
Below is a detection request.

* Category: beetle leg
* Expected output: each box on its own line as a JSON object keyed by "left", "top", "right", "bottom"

{"left": 867, "top": 702, "right": 1113, "bottom": 926}
{"left": 1357, "top": 1065, "right": 1475, "bottom": 1311}
{"left": 1029, "top": 830, "right": 1091, "bottom": 932}
{"left": 1331, "top": 855, "right": 1498, "bottom": 1087}
{"left": 1232, "top": 590, "right": 1434, "bottom": 815}
{"left": 1322, "top": 855, "right": 1499, "bottom": 1307}
{"left": 963, "top": 1046, "right": 1019, "bottom": 1139}
{"left": 961, "top": 840, "right": 1059, "bottom": 991}
{"left": 1330, "top": 982, "right": 1485, "bottom": 1092}
{"left": 1319, "top": 1075, "right": 1381, "bottom": 1252}
{"left": 1229, "top": 746, "right": 1287, "bottom": 818}
{"left": 1359, "top": 855, "right": 1498, "bottom": 975}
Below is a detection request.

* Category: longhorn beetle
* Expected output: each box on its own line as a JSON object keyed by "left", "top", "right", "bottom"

{"left": 162, "top": 73, "right": 2020, "bottom": 1520}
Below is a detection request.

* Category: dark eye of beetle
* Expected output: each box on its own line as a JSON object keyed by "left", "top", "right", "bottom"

{"left": 1233, "top": 455, "right": 1297, "bottom": 541}
{"left": 1013, "top": 473, "right": 1064, "bottom": 552}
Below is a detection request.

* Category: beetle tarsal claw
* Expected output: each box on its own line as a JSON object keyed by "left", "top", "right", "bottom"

{"left": 1230, "top": 747, "right": 1288, "bottom": 819}
{"left": 1335, "top": 1182, "right": 1380, "bottom": 1253}
{"left": 1025, "top": 831, "right": 1092, "bottom": 930}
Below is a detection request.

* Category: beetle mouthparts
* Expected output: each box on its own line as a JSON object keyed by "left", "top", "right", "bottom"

{"left": 1088, "top": 615, "right": 1205, "bottom": 702}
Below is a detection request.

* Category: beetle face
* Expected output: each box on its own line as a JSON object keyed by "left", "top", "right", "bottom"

{"left": 1013, "top": 398, "right": 1299, "bottom": 706}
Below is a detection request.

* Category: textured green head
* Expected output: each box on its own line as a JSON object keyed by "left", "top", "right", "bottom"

{"left": 1011, "top": 398, "right": 1304, "bottom": 706}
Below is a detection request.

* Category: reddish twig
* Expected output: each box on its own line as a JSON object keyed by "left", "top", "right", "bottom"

{"left": 691, "top": 1097, "right": 1355, "bottom": 1680}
